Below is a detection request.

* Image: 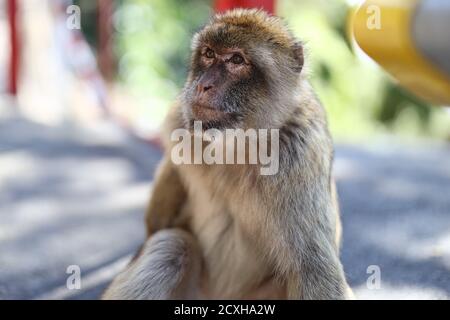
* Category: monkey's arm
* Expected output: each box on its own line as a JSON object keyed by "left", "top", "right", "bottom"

{"left": 249, "top": 115, "right": 350, "bottom": 299}
{"left": 264, "top": 175, "right": 350, "bottom": 300}
{"left": 145, "top": 158, "right": 187, "bottom": 236}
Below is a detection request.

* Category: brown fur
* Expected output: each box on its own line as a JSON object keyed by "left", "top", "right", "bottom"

{"left": 103, "top": 9, "right": 352, "bottom": 300}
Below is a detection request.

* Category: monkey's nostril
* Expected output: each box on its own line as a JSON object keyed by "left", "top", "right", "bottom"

{"left": 197, "top": 84, "right": 211, "bottom": 94}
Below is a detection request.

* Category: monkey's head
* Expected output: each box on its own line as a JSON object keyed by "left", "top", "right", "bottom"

{"left": 181, "top": 9, "right": 304, "bottom": 131}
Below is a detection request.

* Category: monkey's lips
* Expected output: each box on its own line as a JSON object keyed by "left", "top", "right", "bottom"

{"left": 192, "top": 104, "right": 226, "bottom": 122}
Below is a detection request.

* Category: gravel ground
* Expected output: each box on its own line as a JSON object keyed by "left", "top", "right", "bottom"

{"left": 1, "top": 114, "right": 449, "bottom": 300}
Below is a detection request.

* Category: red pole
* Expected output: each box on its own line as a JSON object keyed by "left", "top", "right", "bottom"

{"left": 7, "top": 0, "right": 20, "bottom": 95}
{"left": 215, "top": 0, "right": 275, "bottom": 14}
{"left": 98, "top": 0, "right": 115, "bottom": 81}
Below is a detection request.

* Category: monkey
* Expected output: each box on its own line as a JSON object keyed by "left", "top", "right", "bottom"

{"left": 103, "top": 8, "right": 353, "bottom": 300}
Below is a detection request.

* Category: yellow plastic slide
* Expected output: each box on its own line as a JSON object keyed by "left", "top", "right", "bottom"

{"left": 352, "top": 0, "right": 450, "bottom": 105}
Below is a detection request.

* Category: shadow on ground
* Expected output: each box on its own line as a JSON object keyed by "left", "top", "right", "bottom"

{"left": 1, "top": 115, "right": 449, "bottom": 299}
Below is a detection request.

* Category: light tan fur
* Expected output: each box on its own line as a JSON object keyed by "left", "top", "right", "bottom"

{"left": 103, "top": 9, "right": 353, "bottom": 300}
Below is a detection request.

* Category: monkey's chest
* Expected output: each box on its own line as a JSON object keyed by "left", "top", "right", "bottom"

{"left": 183, "top": 172, "right": 280, "bottom": 299}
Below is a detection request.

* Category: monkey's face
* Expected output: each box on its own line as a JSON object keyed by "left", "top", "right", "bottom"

{"left": 183, "top": 41, "right": 264, "bottom": 131}
{"left": 181, "top": 9, "right": 304, "bottom": 131}
{"left": 184, "top": 45, "right": 253, "bottom": 130}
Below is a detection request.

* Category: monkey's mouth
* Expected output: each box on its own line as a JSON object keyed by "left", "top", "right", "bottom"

{"left": 192, "top": 104, "right": 226, "bottom": 122}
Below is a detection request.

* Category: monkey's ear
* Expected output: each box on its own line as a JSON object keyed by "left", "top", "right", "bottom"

{"left": 292, "top": 42, "right": 304, "bottom": 73}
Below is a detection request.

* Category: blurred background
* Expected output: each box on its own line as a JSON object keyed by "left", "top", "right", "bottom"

{"left": 0, "top": 0, "right": 449, "bottom": 300}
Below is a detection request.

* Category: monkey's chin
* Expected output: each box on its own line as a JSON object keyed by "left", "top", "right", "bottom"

{"left": 189, "top": 104, "right": 231, "bottom": 130}
{"left": 187, "top": 103, "right": 242, "bottom": 131}
{"left": 191, "top": 104, "right": 225, "bottom": 122}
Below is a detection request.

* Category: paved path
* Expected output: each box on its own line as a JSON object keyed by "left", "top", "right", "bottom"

{"left": 1, "top": 115, "right": 449, "bottom": 300}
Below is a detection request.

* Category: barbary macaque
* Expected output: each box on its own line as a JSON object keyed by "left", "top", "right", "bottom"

{"left": 103, "top": 9, "right": 353, "bottom": 300}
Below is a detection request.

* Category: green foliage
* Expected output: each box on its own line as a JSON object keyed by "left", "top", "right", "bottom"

{"left": 279, "top": 0, "right": 450, "bottom": 141}
{"left": 114, "top": 0, "right": 211, "bottom": 123}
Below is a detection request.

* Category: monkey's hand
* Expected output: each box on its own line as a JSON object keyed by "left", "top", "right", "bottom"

{"left": 145, "top": 158, "right": 187, "bottom": 236}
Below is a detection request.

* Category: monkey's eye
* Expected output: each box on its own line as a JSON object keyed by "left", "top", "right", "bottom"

{"left": 230, "top": 54, "right": 244, "bottom": 65}
{"left": 204, "top": 48, "right": 215, "bottom": 59}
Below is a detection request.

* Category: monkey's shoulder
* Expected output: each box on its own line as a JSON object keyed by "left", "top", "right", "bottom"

{"left": 278, "top": 104, "right": 333, "bottom": 168}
